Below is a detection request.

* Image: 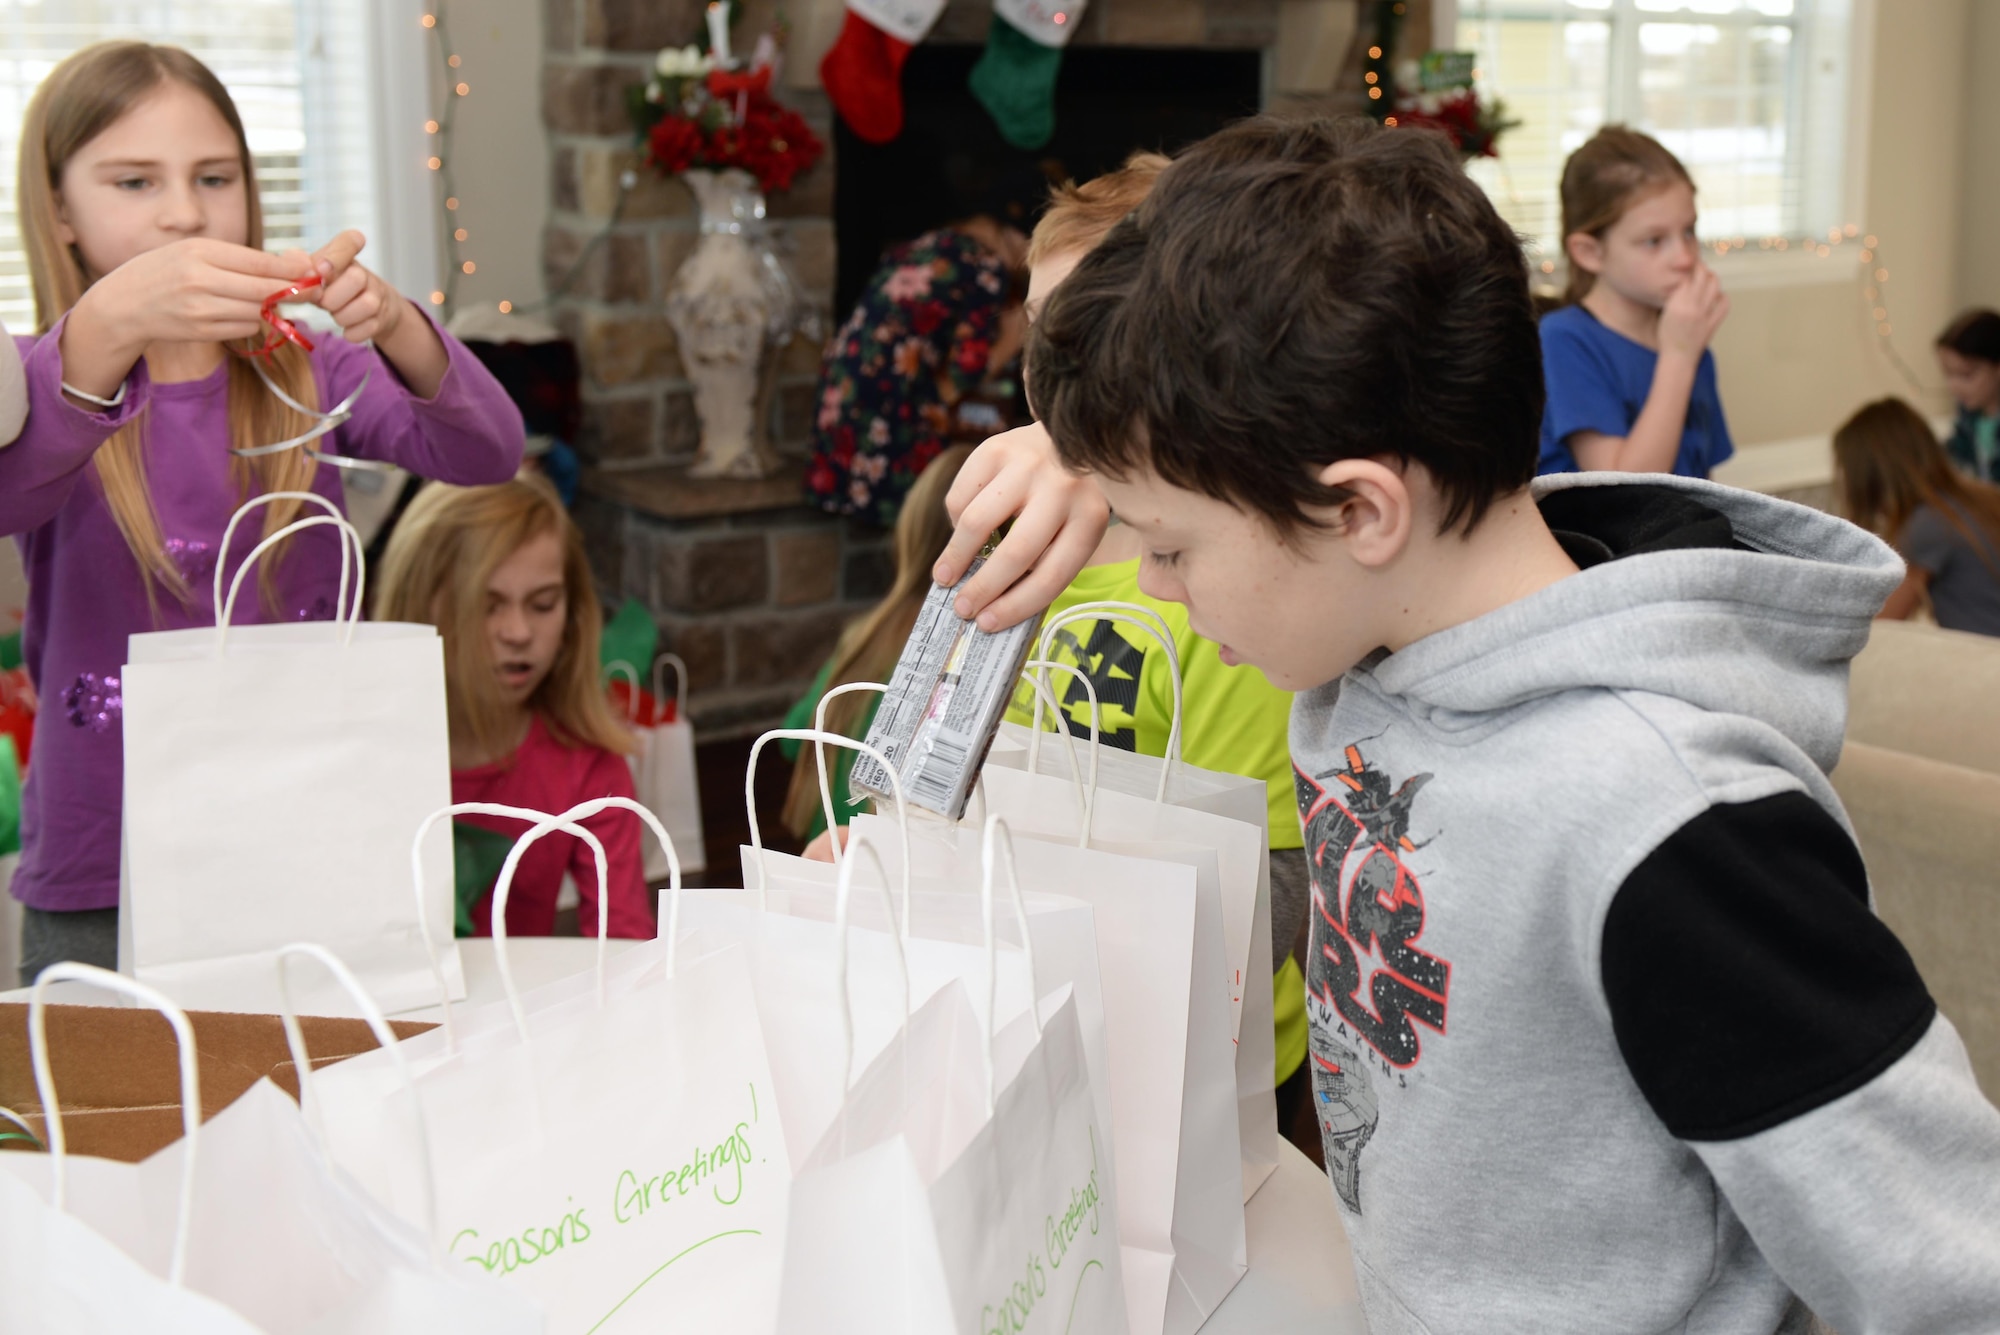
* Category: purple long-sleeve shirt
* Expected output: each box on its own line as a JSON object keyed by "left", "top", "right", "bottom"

{"left": 3, "top": 312, "right": 524, "bottom": 911}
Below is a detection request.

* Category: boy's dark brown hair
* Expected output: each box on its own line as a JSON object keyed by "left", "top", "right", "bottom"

{"left": 1027, "top": 116, "right": 1542, "bottom": 537}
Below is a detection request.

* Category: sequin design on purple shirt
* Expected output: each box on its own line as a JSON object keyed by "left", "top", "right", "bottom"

{"left": 294, "top": 595, "right": 335, "bottom": 621}
{"left": 165, "top": 537, "right": 215, "bottom": 585}
{"left": 64, "top": 673, "right": 122, "bottom": 732}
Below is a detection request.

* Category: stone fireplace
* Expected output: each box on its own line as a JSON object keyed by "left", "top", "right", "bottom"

{"left": 543, "top": 0, "right": 1426, "bottom": 736}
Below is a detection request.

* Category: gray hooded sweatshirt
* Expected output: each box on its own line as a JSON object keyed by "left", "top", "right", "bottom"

{"left": 1290, "top": 472, "right": 2000, "bottom": 1334}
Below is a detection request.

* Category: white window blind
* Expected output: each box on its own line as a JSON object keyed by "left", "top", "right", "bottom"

{"left": 1456, "top": 0, "right": 1857, "bottom": 267}
{"left": 0, "top": 0, "right": 420, "bottom": 335}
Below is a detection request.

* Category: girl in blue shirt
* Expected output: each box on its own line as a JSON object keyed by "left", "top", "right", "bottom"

{"left": 1538, "top": 127, "right": 1734, "bottom": 478}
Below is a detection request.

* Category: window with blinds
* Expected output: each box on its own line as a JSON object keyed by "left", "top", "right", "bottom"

{"left": 0, "top": 1, "right": 382, "bottom": 334}
{"left": 1456, "top": 0, "right": 1857, "bottom": 269}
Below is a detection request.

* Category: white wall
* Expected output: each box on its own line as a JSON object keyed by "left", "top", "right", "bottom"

{"left": 434, "top": 0, "right": 550, "bottom": 315}
{"left": 1958, "top": 0, "right": 2000, "bottom": 312}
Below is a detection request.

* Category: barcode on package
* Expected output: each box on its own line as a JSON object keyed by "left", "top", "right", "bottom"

{"left": 850, "top": 558, "right": 1042, "bottom": 821}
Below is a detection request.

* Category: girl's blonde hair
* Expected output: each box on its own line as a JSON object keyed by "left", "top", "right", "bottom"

{"left": 1558, "top": 125, "right": 1695, "bottom": 305}
{"left": 1834, "top": 397, "right": 2000, "bottom": 579}
{"left": 783, "top": 445, "right": 974, "bottom": 836}
{"left": 375, "top": 473, "right": 634, "bottom": 763}
{"left": 19, "top": 41, "right": 322, "bottom": 607}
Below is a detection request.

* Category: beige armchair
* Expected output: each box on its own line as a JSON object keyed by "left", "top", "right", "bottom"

{"left": 1846, "top": 619, "right": 2000, "bottom": 777}
{"left": 1831, "top": 740, "right": 2000, "bottom": 1096}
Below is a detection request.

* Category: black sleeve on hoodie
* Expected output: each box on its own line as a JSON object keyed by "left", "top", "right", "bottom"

{"left": 1600, "top": 791, "right": 1935, "bottom": 1142}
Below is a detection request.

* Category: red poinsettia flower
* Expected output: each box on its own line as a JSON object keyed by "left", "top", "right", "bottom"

{"left": 647, "top": 115, "right": 706, "bottom": 176}
{"left": 634, "top": 71, "right": 825, "bottom": 194}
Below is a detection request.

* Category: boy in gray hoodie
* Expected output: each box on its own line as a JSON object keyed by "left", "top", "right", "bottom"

{"left": 950, "top": 116, "right": 2000, "bottom": 1333}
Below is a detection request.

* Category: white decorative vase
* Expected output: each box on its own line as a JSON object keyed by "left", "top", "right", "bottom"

{"left": 665, "top": 167, "right": 813, "bottom": 481}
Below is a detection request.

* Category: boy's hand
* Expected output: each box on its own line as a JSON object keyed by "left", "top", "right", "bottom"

{"left": 1659, "top": 264, "right": 1729, "bottom": 361}
{"left": 934, "top": 422, "right": 1109, "bottom": 631}
{"left": 306, "top": 230, "right": 407, "bottom": 344}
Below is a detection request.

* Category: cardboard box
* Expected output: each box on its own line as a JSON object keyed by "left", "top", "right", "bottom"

{"left": 0, "top": 1002, "right": 435, "bottom": 1163}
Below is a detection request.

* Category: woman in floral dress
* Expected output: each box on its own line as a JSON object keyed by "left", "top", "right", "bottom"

{"left": 806, "top": 214, "right": 1029, "bottom": 527}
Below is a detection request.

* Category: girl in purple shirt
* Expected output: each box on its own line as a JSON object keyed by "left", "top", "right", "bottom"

{"left": 5, "top": 42, "right": 523, "bottom": 984}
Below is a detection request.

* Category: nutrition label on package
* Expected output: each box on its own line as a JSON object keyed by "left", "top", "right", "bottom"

{"left": 850, "top": 558, "right": 1043, "bottom": 821}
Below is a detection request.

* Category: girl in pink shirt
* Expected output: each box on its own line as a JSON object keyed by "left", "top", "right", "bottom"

{"left": 376, "top": 474, "right": 653, "bottom": 939}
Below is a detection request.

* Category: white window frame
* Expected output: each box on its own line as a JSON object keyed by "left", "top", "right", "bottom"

{"left": 0, "top": 0, "right": 436, "bottom": 333}
{"left": 1453, "top": 0, "right": 1872, "bottom": 290}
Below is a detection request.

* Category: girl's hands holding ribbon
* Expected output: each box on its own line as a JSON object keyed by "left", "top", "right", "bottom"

{"left": 59, "top": 237, "right": 308, "bottom": 402}
{"left": 291, "top": 229, "right": 448, "bottom": 399}
{"left": 295, "top": 230, "right": 405, "bottom": 346}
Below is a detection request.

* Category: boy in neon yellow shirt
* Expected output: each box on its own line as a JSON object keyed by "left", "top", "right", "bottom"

{"left": 1002, "top": 156, "right": 1311, "bottom": 1130}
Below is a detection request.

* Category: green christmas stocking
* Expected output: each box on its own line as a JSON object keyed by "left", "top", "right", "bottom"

{"left": 970, "top": 14, "right": 1065, "bottom": 150}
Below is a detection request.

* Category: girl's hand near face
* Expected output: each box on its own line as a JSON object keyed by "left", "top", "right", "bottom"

{"left": 60, "top": 237, "right": 308, "bottom": 401}
{"left": 303, "top": 229, "right": 449, "bottom": 398}
{"left": 1658, "top": 264, "right": 1729, "bottom": 362}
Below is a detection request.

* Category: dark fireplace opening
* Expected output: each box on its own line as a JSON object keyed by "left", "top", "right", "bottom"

{"left": 832, "top": 44, "right": 1265, "bottom": 316}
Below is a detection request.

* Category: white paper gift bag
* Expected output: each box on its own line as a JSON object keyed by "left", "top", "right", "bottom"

{"left": 844, "top": 807, "right": 1245, "bottom": 1335}
{"left": 679, "top": 729, "right": 1095, "bottom": 1167}
{"left": 0, "top": 1168, "right": 264, "bottom": 1335}
{"left": 775, "top": 821, "right": 1126, "bottom": 1334}
{"left": 804, "top": 683, "right": 1249, "bottom": 1333}
{"left": 1004, "top": 599, "right": 1280, "bottom": 1200}
{"left": 607, "top": 653, "right": 707, "bottom": 877}
{"left": 120, "top": 495, "right": 459, "bottom": 1016}
{"left": 0, "top": 960, "right": 541, "bottom": 1335}
{"left": 304, "top": 799, "right": 790, "bottom": 1335}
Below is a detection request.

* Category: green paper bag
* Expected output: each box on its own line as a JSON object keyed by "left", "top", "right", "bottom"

{"left": 0, "top": 735, "right": 18, "bottom": 858}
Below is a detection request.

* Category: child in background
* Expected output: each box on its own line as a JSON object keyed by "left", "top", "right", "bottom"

{"left": 1835, "top": 396, "right": 2000, "bottom": 636}
{"left": 1935, "top": 308, "right": 2000, "bottom": 482}
{"left": 1538, "top": 126, "right": 1734, "bottom": 478}
{"left": 804, "top": 173, "right": 1041, "bottom": 529}
{"left": 781, "top": 445, "right": 973, "bottom": 841}
{"left": 1000, "top": 152, "right": 1313, "bottom": 1144}
{"left": 376, "top": 474, "right": 651, "bottom": 939}
{"left": 975, "top": 114, "right": 2000, "bottom": 1329}
{"left": 5, "top": 43, "right": 523, "bottom": 985}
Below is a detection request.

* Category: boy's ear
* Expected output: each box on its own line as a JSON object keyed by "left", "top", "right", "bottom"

{"left": 1565, "top": 230, "right": 1605, "bottom": 277}
{"left": 1316, "top": 458, "right": 1414, "bottom": 569}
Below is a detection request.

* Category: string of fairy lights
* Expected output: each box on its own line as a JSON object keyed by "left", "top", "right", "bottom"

{"left": 417, "top": 4, "right": 633, "bottom": 319}
{"left": 419, "top": 7, "right": 485, "bottom": 316}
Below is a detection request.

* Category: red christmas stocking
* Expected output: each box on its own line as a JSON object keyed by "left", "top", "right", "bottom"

{"left": 820, "top": 1, "right": 947, "bottom": 145}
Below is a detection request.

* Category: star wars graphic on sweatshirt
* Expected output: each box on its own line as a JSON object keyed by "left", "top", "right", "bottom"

{"left": 1296, "top": 743, "right": 1452, "bottom": 1214}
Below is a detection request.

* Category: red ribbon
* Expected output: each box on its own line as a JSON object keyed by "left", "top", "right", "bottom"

{"left": 236, "top": 273, "right": 323, "bottom": 359}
